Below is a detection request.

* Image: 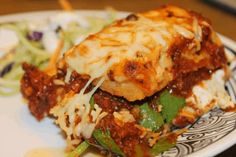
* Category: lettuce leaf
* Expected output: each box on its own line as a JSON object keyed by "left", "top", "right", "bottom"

{"left": 139, "top": 103, "right": 164, "bottom": 131}
{"left": 151, "top": 137, "right": 176, "bottom": 156}
{"left": 67, "top": 141, "right": 89, "bottom": 157}
{"left": 93, "top": 129, "right": 124, "bottom": 156}
{"left": 159, "top": 90, "right": 185, "bottom": 123}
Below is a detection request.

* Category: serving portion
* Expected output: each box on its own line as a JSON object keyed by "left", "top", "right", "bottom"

{"left": 19, "top": 5, "right": 235, "bottom": 157}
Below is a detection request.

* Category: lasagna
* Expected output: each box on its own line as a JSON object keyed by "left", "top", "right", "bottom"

{"left": 21, "top": 5, "right": 235, "bottom": 157}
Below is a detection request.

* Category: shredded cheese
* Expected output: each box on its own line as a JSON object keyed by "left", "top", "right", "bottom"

{"left": 173, "top": 25, "right": 194, "bottom": 39}
{"left": 95, "top": 112, "right": 108, "bottom": 125}
{"left": 51, "top": 76, "right": 105, "bottom": 145}
{"left": 113, "top": 110, "right": 135, "bottom": 123}
{"left": 64, "top": 67, "right": 72, "bottom": 83}
{"left": 64, "top": 14, "right": 204, "bottom": 97}
{"left": 53, "top": 79, "right": 65, "bottom": 86}
{"left": 65, "top": 16, "right": 185, "bottom": 80}
{"left": 91, "top": 104, "right": 102, "bottom": 122}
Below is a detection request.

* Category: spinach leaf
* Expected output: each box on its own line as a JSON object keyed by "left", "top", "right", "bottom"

{"left": 93, "top": 129, "right": 124, "bottom": 156}
{"left": 67, "top": 141, "right": 90, "bottom": 157}
{"left": 139, "top": 103, "right": 164, "bottom": 131}
{"left": 151, "top": 137, "right": 176, "bottom": 156}
{"left": 159, "top": 90, "right": 185, "bottom": 123}
{"left": 89, "top": 96, "right": 95, "bottom": 109}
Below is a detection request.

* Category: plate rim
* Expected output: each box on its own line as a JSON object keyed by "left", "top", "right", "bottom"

{"left": 188, "top": 35, "right": 236, "bottom": 157}
{"left": 0, "top": 10, "right": 236, "bottom": 157}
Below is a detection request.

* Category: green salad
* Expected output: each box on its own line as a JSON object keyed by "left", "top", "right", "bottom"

{"left": 0, "top": 9, "right": 116, "bottom": 96}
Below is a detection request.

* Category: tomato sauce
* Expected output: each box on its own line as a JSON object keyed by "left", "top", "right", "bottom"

{"left": 20, "top": 10, "right": 230, "bottom": 157}
{"left": 96, "top": 114, "right": 141, "bottom": 157}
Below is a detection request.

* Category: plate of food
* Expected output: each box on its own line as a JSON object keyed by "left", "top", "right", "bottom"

{"left": 0, "top": 4, "right": 236, "bottom": 157}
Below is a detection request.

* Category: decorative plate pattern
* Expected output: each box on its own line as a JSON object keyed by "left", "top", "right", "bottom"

{"left": 160, "top": 43, "right": 236, "bottom": 157}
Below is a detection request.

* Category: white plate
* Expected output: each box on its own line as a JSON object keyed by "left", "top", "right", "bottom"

{"left": 0, "top": 11, "right": 236, "bottom": 157}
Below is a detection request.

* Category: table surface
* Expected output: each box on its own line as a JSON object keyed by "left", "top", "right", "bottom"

{"left": 0, "top": 0, "right": 236, "bottom": 157}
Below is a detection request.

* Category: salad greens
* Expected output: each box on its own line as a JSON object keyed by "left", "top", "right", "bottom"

{"left": 0, "top": 24, "right": 50, "bottom": 58}
{"left": 139, "top": 103, "right": 164, "bottom": 131}
{"left": 160, "top": 90, "right": 186, "bottom": 123}
{"left": 73, "top": 90, "right": 186, "bottom": 157}
{"left": 0, "top": 10, "right": 117, "bottom": 96}
{"left": 93, "top": 129, "right": 125, "bottom": 156}
{"left": 89, "top": 96, "right": 95, "bottom": 109}
{"left": 139, "top": 90, "right": 185, "bottom": 131}
{"left": 67, "top": 141, "right": 90, "bottom": 157}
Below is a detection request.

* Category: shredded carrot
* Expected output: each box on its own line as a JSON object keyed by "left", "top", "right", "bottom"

{"left": 59, "top": 0, "right": 73, "bottom": 11}
{"left": 44, "top": 40, "right": 64, "bottom": 76}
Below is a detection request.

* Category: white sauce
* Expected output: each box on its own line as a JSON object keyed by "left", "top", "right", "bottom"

{"left": 187, "top": 70, "right": 234, "bottom": 111}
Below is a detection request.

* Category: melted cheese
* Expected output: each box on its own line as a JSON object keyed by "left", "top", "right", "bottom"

{"left": 173, "top": 25, "right": 194, "bottom": 39}
{"left": 91, "top": 104, "right": 102, "bottom": 122}
{"left": 186, "top": 70, "right": 234, "bottom": 113}
{"left": 64, "top": 67, "right": 72, "bottom": 83}
{"left": 51, "top": 77, "right": 105, "bottom": 145}
{"left": 63, "top": 8, "right": 208, "bottom": 101}
{"left": 65, "top": 14, "right": 199, "bottom": 80}
{"left": 113, "top": 110, "right": 135, "bottom": 123}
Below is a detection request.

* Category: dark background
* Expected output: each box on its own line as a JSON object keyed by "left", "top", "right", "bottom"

{"left": 0, "top": 0, "right": 236, "bottom": 156}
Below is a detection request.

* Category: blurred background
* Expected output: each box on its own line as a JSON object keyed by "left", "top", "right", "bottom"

{"left": 0, "top": 0, "right": 236, "bottom": 40}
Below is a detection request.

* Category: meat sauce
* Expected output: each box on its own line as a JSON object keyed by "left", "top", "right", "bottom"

{"left": 21, "top": 63, "right": 143, "bottom": 156}
{"left": 21, "top": 63, "right": 89, "bottom": 120}
{"left": 97, "top": 114, "right": 141, "bottom": 156}
{"left": 166, "top": 20, "right": 227, "bottom": 97}
{"left": 21, "top": 63, "right": 60, "bottom": 120}
{"left": 167, "top": 68, "right": 212, "bottom": 98}
{"left": 20, "top": 12, "right": 228, "bottom": 157}
{"left": 21, "top": 38, "right": 227, "bottom": 157}
{"left": 20, "top": 64, "right": 222, "bottom": 157}
{"left": 93, "top": 90, "right": 133, "bottom": 114}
